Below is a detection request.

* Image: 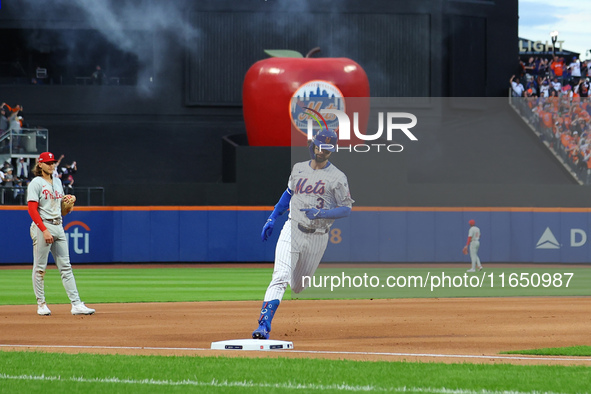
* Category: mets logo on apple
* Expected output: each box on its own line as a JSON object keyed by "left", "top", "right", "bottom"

{"left": 290, "top": 80, "right": 345, "bottom": 136}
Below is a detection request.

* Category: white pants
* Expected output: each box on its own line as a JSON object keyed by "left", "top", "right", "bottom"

{"left": 30, "top": 222, "right": 81, "bottom": 305}
{"left": 469, "top": 241, "right": 481, "bottom": 270}
{"left": 264, "top": 220, "right": 329, "bottom": 301}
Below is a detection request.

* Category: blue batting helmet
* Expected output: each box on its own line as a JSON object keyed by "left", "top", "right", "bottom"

{"left": 313, "top": 129, "right": 338, "bottom": 152}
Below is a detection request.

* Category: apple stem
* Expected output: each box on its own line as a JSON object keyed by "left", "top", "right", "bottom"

{"left": 305, "top": 47, "right": 321, "bottom": 58}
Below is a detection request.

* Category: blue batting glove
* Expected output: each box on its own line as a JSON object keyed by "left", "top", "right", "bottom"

{"left": 261, "top": 218, "right": 275, "bottom": 241}
{"left": 300, "top": 208, "right": 325, "bottom": 220}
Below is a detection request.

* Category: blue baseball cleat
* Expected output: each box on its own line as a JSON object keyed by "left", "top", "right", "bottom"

{"left": 252, "top": 322, "right": 270, "bottom": 339}
{"left": 252, "top": 299, "right": 279, "bottom": 339}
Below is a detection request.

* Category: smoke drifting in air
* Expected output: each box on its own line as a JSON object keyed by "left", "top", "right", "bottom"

{"left": 15, "top": 0, "right": 200, "bottom": 96}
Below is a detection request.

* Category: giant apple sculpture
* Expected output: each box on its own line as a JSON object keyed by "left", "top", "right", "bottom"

{"left": 242, "top": 49, "right": 370, "bottom": 147}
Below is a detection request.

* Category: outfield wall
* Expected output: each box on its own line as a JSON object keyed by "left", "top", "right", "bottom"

{"left": 1, "top": 206, "right": 590, "bottom": 264}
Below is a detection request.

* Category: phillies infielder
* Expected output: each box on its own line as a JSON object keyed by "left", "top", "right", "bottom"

{"left": 252, "top": 129, "right": 354, "bottom": 339}
{"left": 27, "top": 151, "right": 95, "bottom": 316}
{"left": 463, "top": 219, "right": 482, "bottom": 272}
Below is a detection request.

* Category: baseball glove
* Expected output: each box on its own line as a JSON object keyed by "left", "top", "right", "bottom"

{"left": 61, "top": 194, "right": 76, "bottom": 216}
{"left": 462, "top": 245, "right": 468, "bottom": 255}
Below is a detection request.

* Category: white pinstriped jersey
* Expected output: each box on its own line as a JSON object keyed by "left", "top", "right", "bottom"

{"left": 287, "top": 160, "right": 354, "bottom": 229}
{"left": 263, "top": 159, "right": 354, "bottom": 301}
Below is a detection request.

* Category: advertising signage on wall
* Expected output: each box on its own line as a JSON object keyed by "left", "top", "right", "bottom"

{"left": 518, "top": 37, "right": 579, "bottom": 57}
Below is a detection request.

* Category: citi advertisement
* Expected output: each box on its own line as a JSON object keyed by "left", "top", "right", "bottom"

{"left": 64, "top": 221, "right": 90, "bottom": 254}
{"left": 0, "top": 209, "right": 114, "bottom": 264}
{"left": 61, "top": 214, "right": 113, "bottom": 263}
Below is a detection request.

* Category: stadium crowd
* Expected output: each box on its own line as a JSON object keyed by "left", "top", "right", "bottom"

{"left": 1, "top": 153, "right": 77, "bottom": 204}
{"left": 0, "top": 102, "right": 78, "bottom": 204}
{"left": 511, "top": 55, "right": 591, "bottom": 182}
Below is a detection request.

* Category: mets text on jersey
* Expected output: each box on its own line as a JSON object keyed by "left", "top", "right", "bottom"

{"left": 295, "top": 179, "right": 325, "bottom": 195}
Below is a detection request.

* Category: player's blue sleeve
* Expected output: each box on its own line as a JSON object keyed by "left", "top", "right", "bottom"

{"left": 299, "top": 206, "right": 352, "bottom": 220}
{"left": 268, "top": 188, "right": 292, "bottom": 220}
{"left": 319, "top": 206, "right": 351, "bottom": 219}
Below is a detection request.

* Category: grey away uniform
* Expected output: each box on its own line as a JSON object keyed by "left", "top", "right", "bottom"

{"left": 466, "top": 222, "right": 482, "bottom": 272}
{"left": 28, "top": 175, "right": 84, "bottom": 305}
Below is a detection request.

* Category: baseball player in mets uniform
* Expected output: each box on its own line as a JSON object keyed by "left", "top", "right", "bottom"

{"left": 27, "top": 152, "right": 95, "bottom": 316}
{"left": 463, "top": 219, "right": 482, "bottom": 272}
{"left": 252, "top": 129, "right": 354, "bottom": 339}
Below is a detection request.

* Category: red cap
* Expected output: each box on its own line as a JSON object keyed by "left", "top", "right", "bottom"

{"left": 469, "top": 219, "right": 476, "bottom": 226}
{"left": 38, "top": 152, "right": 57, "bottom": 163}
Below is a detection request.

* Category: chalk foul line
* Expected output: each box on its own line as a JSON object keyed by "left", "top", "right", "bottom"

{"left": 0, "top": 373, "right": 569, "bottom": 394}
{"left": 1, "top": 343, "right": 591, "bottom": 362}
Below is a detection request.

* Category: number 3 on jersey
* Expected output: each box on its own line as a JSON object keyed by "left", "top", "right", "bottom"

{"left": 316, "top": 198, "right": 325, "bottom": 209}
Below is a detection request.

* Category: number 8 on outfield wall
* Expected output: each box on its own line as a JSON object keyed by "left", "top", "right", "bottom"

{"left": 330, "top": 228, "right": 342, "bottom": 244}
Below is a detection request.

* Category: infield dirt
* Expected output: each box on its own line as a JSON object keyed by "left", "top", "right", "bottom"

{"left": 1, "top": 297, "right": 590, "bottom": 365}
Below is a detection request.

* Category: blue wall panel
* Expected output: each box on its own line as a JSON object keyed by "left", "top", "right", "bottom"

{"left": 348, "top": 212, "right": 380, "bottom": 262}
{"left": 489, "top": 211, "right": 511, "bottom": 262}
{"left": 150, "top": 210, "right": 180, "bottom": 262}
{"left": 208, "top": 211, "right": 238, "bottom": 261}
{"left": 435, "top": 212, "right": 463, "bottom": 263}
{"left": 510, "top": 212, "right": 534, "bottom": 263}
{"left": 378, "top": 212, "right": 407, "bottom": 262}
{"left": 121, "top": 211, "right": 152, "bottom": 262}
{"left": 406, "top": 212, "right": 436, "bottom": 262}
{"left": 112, "top": 210, "right": 123, "bottom": 262}
{"left": 179, "top": 211, "right": 208, "bottom": 261}
{"left": 237, "top": 211, "right": 268, "bottom": 262}
{"left": 1, "top": 211, "right": 31, "bottom": 262}
{"left": 2, "top": 207, "right": 591, "bottom": 264}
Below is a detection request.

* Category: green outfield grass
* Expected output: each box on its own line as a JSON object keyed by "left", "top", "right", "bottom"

{"left": 503, "top": 346, "right": 591, "bottom": 357}
{"left": 0, "top": 267, "right": 282, "bottom": 305}
{"left": 0, "top": 351, "right": 590, "bottom": 394}
{"left": 1, "top": 266, "right": 589, "bottom": 306}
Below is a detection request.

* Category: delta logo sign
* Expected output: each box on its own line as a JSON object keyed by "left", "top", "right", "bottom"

{"left": 289, "top": 80, "right": 418, "bottom": 153}
{"left": 536, "top": 227, "right": 587, "bottom": 250}
{"left": 64, "top": 221, "right": 91, "bottom": 255}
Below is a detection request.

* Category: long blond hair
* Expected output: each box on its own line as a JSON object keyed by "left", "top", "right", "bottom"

{"left": 32, "top": 163, "right": 44, "bottom": 177}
